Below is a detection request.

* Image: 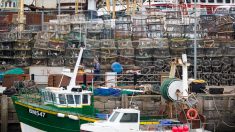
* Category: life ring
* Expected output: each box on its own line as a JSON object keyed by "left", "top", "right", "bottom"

{"left": 187, "top": 108, "right": 198, "bottom": 120}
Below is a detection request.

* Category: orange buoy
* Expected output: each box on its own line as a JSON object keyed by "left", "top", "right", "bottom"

{"left": 186, "top": 108, "right": 198, "bottom": 120}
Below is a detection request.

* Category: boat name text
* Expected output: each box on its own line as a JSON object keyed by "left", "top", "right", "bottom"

{"left": 28, "top": 109, "right": 46, "bottom": 117}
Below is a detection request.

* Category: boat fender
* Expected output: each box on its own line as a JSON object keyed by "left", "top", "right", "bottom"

{"left": 186, "top": 108, "right": 198, "bottom": 120}
{"left": 57, "top": 113, "right": 65, "bottom": 118}
{"left": 68, "top": 115, "right": 79, "bottom": 120}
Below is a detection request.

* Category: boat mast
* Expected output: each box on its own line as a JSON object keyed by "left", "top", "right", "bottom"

{"left": 67, "top": 48, "right": 84, "bottom": 90}
{"left": 193, "top": 0, "right": 197, "bottom": 79}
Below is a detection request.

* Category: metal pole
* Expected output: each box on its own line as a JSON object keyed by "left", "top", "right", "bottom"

{"left": 193, "top": 1, "right": 197, "bottom": 79}
{"left": 41, "top": 0, "right": 44, "bottom": 31}
{"left": 58, "top": 0, "right": 61, "bottom": 15}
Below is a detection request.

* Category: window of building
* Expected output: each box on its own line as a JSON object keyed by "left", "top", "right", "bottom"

{"left": 217, "top": 0, "right": 223, "bottom": 3}
{"left": 110, "top": 112, "right": 120, "bottom": 122}
{"left": 5, "top": 2, "right": 7, "bottom": 7}
{"left": 192, "top": 0, "right": 198, "bottom": 2}
{"left": 226, "top": 0, "right": 230, "bottom": 3}
{"left": 66, "top": 94, "right": 75, "bottom": 104}
{"left": 13, "top": 2, "right": 16, "bottom": 7}
{"left": 200, "top": 0, "right": 206, "bottom": 2}
{"left": 208, "top": 0, "right": 214, "bottom": 3}
{"left": 82, "top": 94, "right": 88, "bottom": 104}
{"left": 9, "top": 2, "right": 11, "bottom": 7}
{"left": 120, "top": 113, "right": 138, "bottom": 123}
{"left": 59, "top": 94, "right": 66, "bottom": 104}
{"left": 74, "top": 95, "right": 80, "bottom": 104}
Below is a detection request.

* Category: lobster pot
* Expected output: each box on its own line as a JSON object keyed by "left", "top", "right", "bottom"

{"left": 83, "top": 49, "right": 100, "bottom": 58}
{"left": 116, "top": 39, "right": 132, "bottom": 48}
{"left": 169, "top": 38, "right": 188, "bottom": 48}
{"left": 116, "top": 15, "right": 131, "bottom": 23}
{"left": 32, "top": 59, "right": 48, "bottom": 66}
{"left": 204, "top": 47, "right": 223, "bottom": 57}
{"left": 48, "top": 57, "right": 64, "bottom": 66}
{"left": 147, "top": 32, "right": 162, "bottom": 38}
{"left": 87, "top": 31, "right": 101, "bottom": 39}
{"left": 48, "top": 50, "right": 64, "bottom": 58}
{"left": 226, "top": 47, "right": 235, "bottom": 57}
{"left": 118, "top": 56, "right": 135, "bottom": 67}
{"left": 137, "top": 38, "right": 153, "bottom": 48}
{"left": 13, "top": 50, "right": 31, "bottom": 59}
{"left": 0, "top": 32, "right": 17, "bottom": 42}
{"left": 186, "top": 47, "right": 205, "bottom": 57}
{"left": 119, "top": 48, "right": 134, "bottom": 56}
{"left": 100, "top": 57, "right": 117, "bottom": 67}
{"left": 132, "top": 31, "right": 148, "bottom": 39}
{"left": 65, "top": 49, "right": 80, "bottom": 58}
{"left": 153, "top": 38, "right": 169, "bottom": 48}
{"left": 49, "top": 41, "right": 65, "bottom": 50}
{"left": 147, "top": 15, "right": 163, "bottom": 24}
{"left": 115, "top": 31, "right": 132, "bottom": 39}
{"left": 170, "top": 48, "right": 187, "bottom": 57}
{"left": 133, "top": 17, "right": 147, "bottom": 26}
{"left": 27, "top": 25, "right": 41, "bottom": 32}
{"left": 188, "top": 57, "right": 203, "bottom": 72}
{"left": 148, "top": 24, "right": 164, "bottom": 32}
{"left": 20, "top": 32, "right": 33, "bottom": 40}
{"left": 0, "top": 50, "right": 13, "bottom": 58}
{"left": 135, "top": 57, "right": 153, "bottom": 67}
{"left": 0, "top": 41, "right": 14, "bottom": 50}
{"left": 135, "top": 48, "right": 153, "bottom": 58}
{"left": 15, "top": 40, "right": 31, "bottom": 49}
{"left": 82, "top": 57, "right": 94, "bottom": 68}
{"left": 100, "top": 48, "right": 118, "bottom": 58}
{"left": 64, "top": 58, "right": 77, "bottom": 67}
{"left": 115, "top": 23, "right": 131, "bottom": 31}
{"left": 71, "top": 22, "right": 87, "bottom": 31}
{"left": 211, "top": 57, "right": 222, "bottom": 73}
{"left": 153, "top": 48, "right": 170, "bottom": 58}
{"left": 153, "top": 57, "right": 165, "bottom": 71}
{"left": 32, "top": 48, "right": 48, "bottom": 58}
{"left": 86, "top": 39, "right": 100, "bottom": 49}
{"left": 100, "top": 39, "right": 115, "bottom": 48}
{"left": 100, "top": 28, "right": 114, "bottom": 39}
{"left": 66, "top": 40, "right": 84, "bottom": 49}
{"left": 14, "top": 58, "right": 31, "bottom": 67}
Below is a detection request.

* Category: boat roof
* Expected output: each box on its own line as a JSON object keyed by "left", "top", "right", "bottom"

{"left": 113, "top": 108, "right": 140, "bottom": 113}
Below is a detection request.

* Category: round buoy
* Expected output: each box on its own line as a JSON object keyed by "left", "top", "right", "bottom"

{"left": 111, "top": 62, "right": 123, "bottom": 74}
{"left": 186, "top": 108, "right": 198, "bottom": 120}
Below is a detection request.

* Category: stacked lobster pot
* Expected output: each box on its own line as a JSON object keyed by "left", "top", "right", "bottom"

{"left": 70, "top": 14, "right": 87, "bottom": 32}
{"left": 32, "top": 32, "right": 49, "bottom": 66}
{"left": 152, "top": 38, "right": 170, "bottom": 72}
{"left": 147, "top": 15, "right": 164, "bottom": 38}
{"left": 100, "top": 39, "right": 117, "bottom": 69}
{"left": 117, "top": 39, "right": 134, "bottom": 69}
{"left": 47, "top": 40, "right": 65, "bottom": 66}
{"left": 83, "top": 39, "right": 100, "bottom": 68}
{"left": 165, "top": 11, "right": 184, "bottom": 38}
{"left": 216, "top": 15, "right": 235, "bottom": 40}
{"left": 13, "top": 39, "right": 32, "bottom": 67}
{"left": 114, "top": 15, "right": 132, "bottom": 39}
{"left": 132, "top": 16, "right": 148, "bottom": 40}
{"left": 0, "top": 32, "right": 17, "bottom": 42}
{"left": 101, "top": 19, "right": 114, "bottom": 39}
{"left": 135, "top": 38, "right": 153, "bottom": 67}
{"left": 0, "top": 40, "right": 15, "bottom": 65}
{"left": 199, "top": 15, "right": 217, "bottom": 39}
{"left": 86, "top": 19, "right": 103, "bottom": 39}
{"left": 65, "top": 31, "right": 86, "bottom": 67}
{"left": 169, "top": 38, "right": 187, "bottom": 57}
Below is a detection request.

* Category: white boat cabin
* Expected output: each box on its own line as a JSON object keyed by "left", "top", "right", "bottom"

{"left": 41, "top": 87, "right": 92, "bottom": 107}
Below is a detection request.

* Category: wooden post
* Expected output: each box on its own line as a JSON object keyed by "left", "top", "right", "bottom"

{"left": 1, "top": 95, "right": 8, "bottom": 132}
{"left": 112, "top": 0, "right": 116, "bottom": 19}
{"left": 126, "top": 0, "right": 130, "bottom": 15}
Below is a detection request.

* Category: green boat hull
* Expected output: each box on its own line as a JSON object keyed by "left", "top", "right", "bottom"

{"left": 12, "top": 96, "right": 98, "bottom": 132}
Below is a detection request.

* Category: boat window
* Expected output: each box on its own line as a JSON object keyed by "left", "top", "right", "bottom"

{"left": 82, "top": 94, "right": 88, "bottom": 104}
{"left": 66, "top": 94, "right": 75, "bottom": 104}
{"left": 74, "top": 95, "right": 80, "bottom": 104}
{"left": 226, "top": 0, "right": 230, "bottom": 3}
{"left": 192, "top": 0, "right": 198, "bottom": 2}
{"left": 5, "top": 2, "right": 7, "bottom": 7}
{"left": 208, "top": 0, "right": 214, "bottom": 3}
{"left": 52, "top": 93, "right": 56, "bottom": 102}
{"left": 186, "top": 0, "right": 191, "bottom": 3}
{"left": 59, "top": 94, "right": 66, "bottom": 104}
{"left": 230, "top": 7, "right": 235, "bottom": 14}
{"left": 9, "top": 2, "right": 11, "bottom": 7}
{"left": 120, "top": 113, "right": 138, "bottom": 123}
{"left": 216, "top": 0, "right": 223, "bottom": 3}
{"left": 200, "top": 0, "right": 205, "bottom": 2}
{"left": 13, "top": 2, "right": 16, "bottom": 7}
{"left": 110, "top": 112, "right": 120, "bottom": 122}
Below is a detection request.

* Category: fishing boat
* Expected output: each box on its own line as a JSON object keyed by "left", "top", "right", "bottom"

{"left": 143, "top": 0, "right": 235, "bottom": 14}
{"left": 11, "top": 47, "right": 100, "bottom": 132}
